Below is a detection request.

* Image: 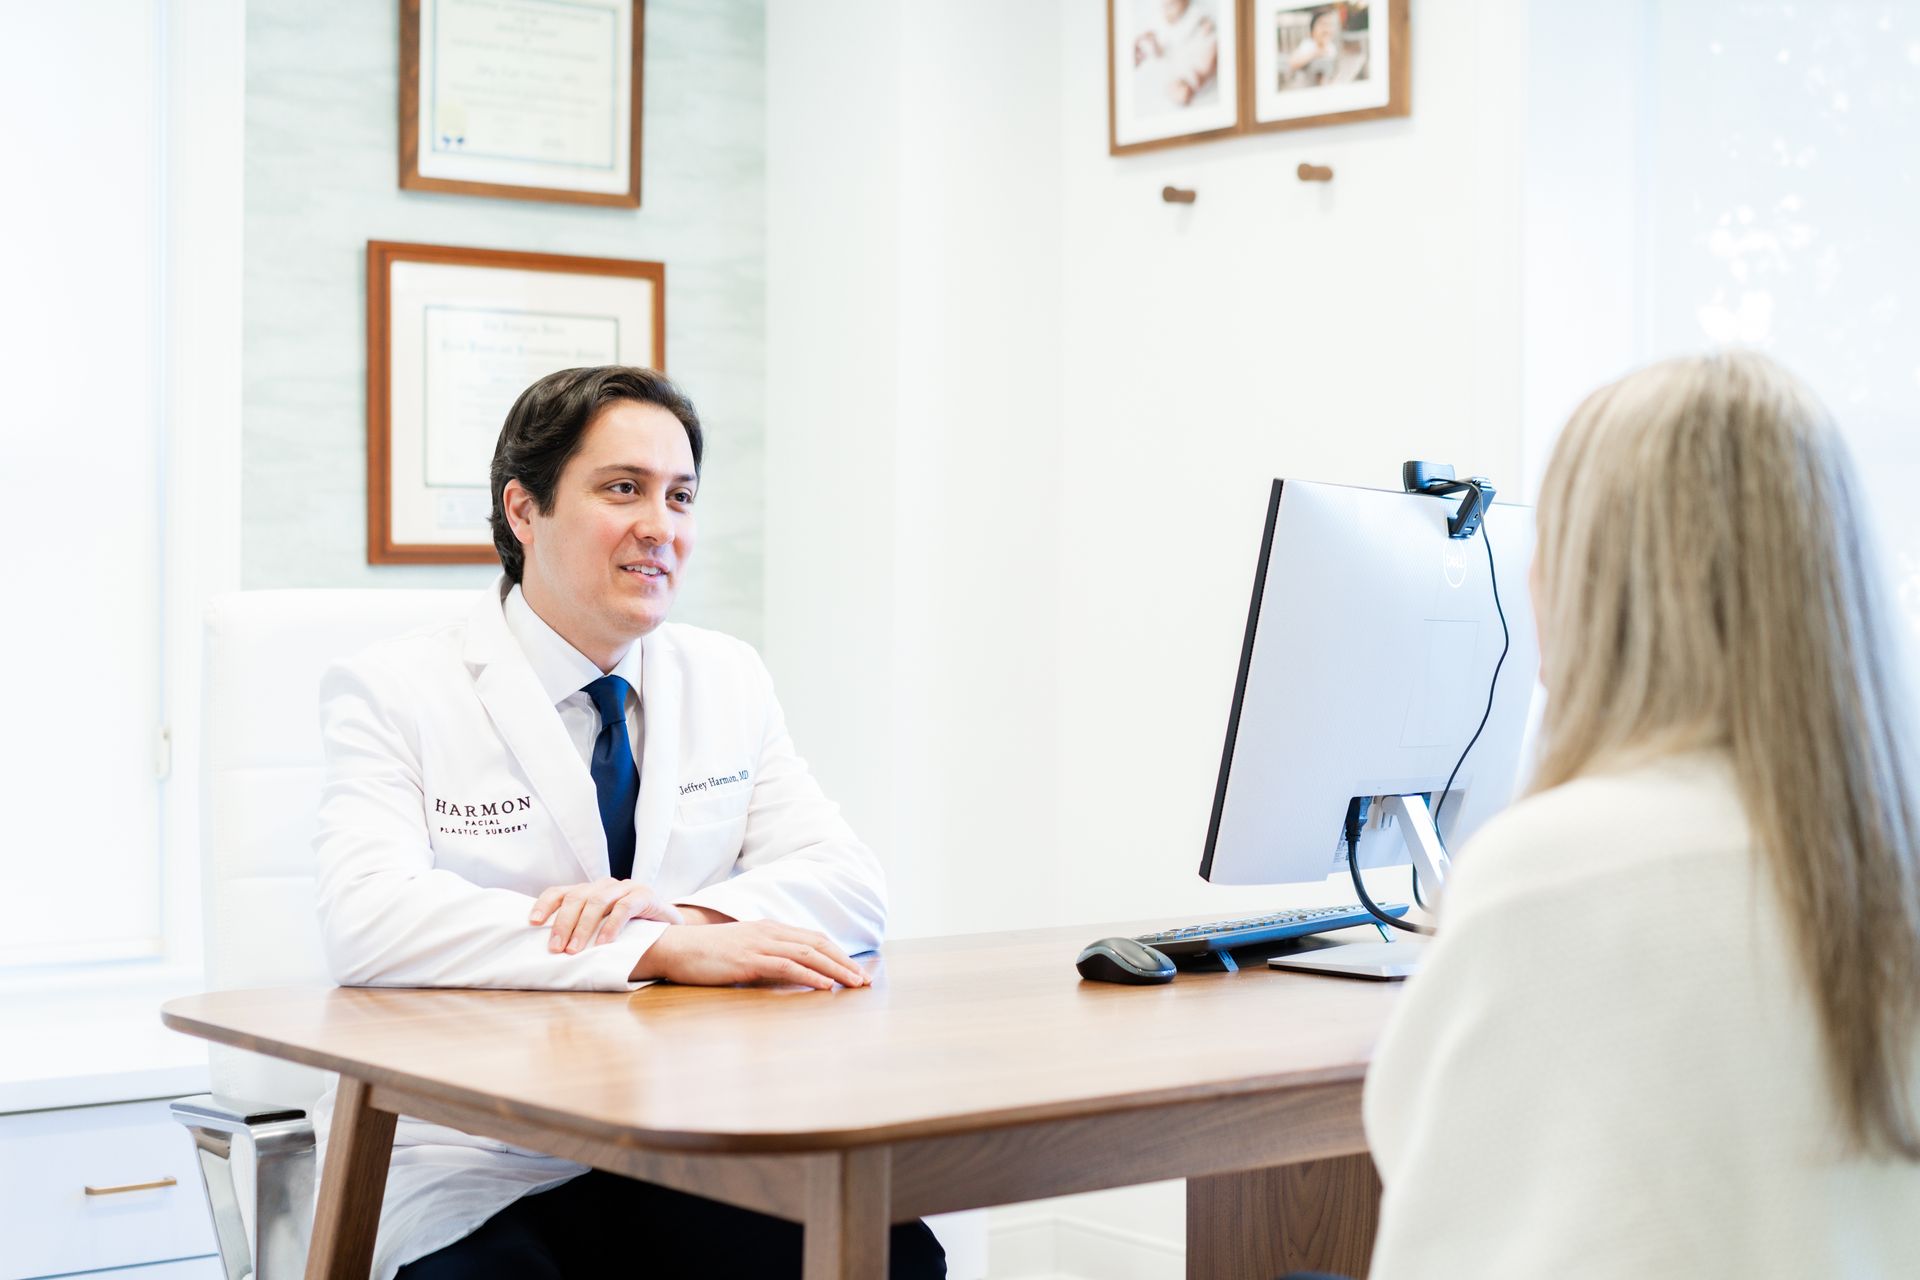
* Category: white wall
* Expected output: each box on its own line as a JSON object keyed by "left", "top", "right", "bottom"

{"left": 765, "top": 0, "right": 1068, "bottom": 939}
{"left": 1519, "top": 1, "right": 1648, "bottom": 498}
{"left": 768, "top": 0, "right": 1530, "bottom": 1268}
{"left": 768, "top": 0, "right": 1529, "bottom": 937}
{"left": 1051, "top": 0, "right": 1527, "bottom": 932}
{"left": 763, "top": 0, "right": 906, "bottom": 920}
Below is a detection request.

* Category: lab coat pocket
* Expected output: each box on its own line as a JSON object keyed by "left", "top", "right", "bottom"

{"left": 664, "top": 810, "right": 751, "bottom": 883}
{"left": 674, "top": 784, "right": 751, "bottom": 827}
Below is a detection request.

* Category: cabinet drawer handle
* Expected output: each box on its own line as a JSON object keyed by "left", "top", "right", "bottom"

{"left": 84, "top": 1176, "right": 179, "bottom": 1196}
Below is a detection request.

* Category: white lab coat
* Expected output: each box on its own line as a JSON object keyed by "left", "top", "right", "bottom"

{"left": 309, "top": 580, "right": 887, "bottom": 1278}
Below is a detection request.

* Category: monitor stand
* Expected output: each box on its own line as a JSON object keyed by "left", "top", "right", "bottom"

{"left": 1267, "top": 792, "right": 1449, "bottom": 982}
{"left": 1267, "top": 938, "right": 1426, "bottom": 981}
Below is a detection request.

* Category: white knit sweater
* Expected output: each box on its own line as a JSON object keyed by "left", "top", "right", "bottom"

{"left": 1364, "top": 751, "right": 1920, "bottom": 1279}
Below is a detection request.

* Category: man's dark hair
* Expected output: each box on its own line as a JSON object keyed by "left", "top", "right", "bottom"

{"left": 488, "top": 365, "right": 704, "bottom": 583}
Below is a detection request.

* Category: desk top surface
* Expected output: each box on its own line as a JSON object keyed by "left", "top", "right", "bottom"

{"left": 161, "top": 920, "right": 1402, "bottom": 1152}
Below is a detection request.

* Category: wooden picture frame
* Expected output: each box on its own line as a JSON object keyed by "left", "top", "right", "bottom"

{"left": 1243, "top": 0, "right": 1409, "bottom": 135}
{"left": 399, "top": 0, "right": 644, "bottom": 207}
{"left": 1108, "top": 0, "right": 1408, "bottom": 156}
{"left": 366, "top": 240, "right": 666, "bottom": 565}
{"left": 1108, "top": 0, "right": 1244, "bottom": 155}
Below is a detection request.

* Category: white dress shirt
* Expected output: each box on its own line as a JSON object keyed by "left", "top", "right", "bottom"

{"left": 501, "top": 583, "right": 643, "bottom": 775}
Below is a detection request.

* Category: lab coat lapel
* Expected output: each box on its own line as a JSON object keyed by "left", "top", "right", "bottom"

{"left": 631, "top": 628, "right": 682, "bottom": 885}
{"left": 463, "top": 586, "right": 607, "bottom": 881}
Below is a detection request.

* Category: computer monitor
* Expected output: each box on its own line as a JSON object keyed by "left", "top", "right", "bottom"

{"left": 1200, "top": 477, "right": 1539, "bottom": 905}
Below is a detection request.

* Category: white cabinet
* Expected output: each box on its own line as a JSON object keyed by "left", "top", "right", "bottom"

{"left": 0, "top": 1098, "right": 216, "bottom": 1280}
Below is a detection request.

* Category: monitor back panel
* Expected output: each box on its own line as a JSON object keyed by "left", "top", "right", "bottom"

{"left": 1200, "top": 479, "right": 1540, "bottom": 886}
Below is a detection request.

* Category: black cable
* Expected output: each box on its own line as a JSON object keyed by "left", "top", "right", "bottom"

{"left": 1347, "top": 798, "right": 1434, "bottom": 936}
{"left": 1355, "top": 480, "right": 1508, "bottom": 934}
{"left": 1430, "top": 488, "right": 1510, "bottom": 844}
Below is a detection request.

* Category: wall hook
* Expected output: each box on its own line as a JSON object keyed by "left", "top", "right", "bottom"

{"left": 1297, "top": 163, "right": 1333, "bottom": 182}
{"left": 1161, "top": 185, "right": 1197, "bottom": 204}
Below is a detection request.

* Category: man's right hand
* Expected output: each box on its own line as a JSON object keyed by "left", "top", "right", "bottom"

{"left": 630, "top": 921, "right": 869, "bottom": 990}
{"left": 531, "top": 877, "right": 685, "bottom": 954}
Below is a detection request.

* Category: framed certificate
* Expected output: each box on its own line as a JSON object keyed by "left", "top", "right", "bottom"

{"left": 400, "top": 0, "right": 644, "bottom": 207}
{"left": 366, "top": 241, "right": 666, "bottom": 564}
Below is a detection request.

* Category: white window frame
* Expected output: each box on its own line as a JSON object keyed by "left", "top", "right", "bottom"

{"left": 155, "top": 0, "right": 245, "bottom": 983}
{"left": 0, "top": 0, "right": 242, "bottom": 1009}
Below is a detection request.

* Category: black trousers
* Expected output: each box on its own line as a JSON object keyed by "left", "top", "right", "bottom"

{"left": 394, "top": 1170, "right": 946, "bottom": 1279}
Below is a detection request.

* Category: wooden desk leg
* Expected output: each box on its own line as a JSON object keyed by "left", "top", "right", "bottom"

{"left": 305, "top": 1076, "right": 397, "bottom": 1280}
{"left": 1187, "top": 1154, "right": 1381, "bottom": 1280}
{"left": 802, "top": 1148, "right": 891, "bottom": 1280}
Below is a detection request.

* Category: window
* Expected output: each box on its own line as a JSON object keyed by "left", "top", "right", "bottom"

{"left": 0, "top": 0, "right": 241, "bottom": 976}
{"left": 0, "top": 2, "right": 166, "bottom": 966}
{"left": 1643, "top": 3, "right": 1920, "bottom": 642}
{"left": 1525, "top": 3, "right": 1920, "bottom": 655}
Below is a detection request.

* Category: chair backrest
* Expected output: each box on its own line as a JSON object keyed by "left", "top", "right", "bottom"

{"left": 200, "top": 589, "right": 473, "bottom": 1104}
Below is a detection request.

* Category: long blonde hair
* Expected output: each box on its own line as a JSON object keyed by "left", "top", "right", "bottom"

{"left": 1532, "top": 350, "right": 1920, "bottom": 1157}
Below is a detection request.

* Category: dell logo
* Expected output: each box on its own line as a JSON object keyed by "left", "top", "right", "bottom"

{"left": 1443, "top": 548, "right": 1469, "bottom": 588}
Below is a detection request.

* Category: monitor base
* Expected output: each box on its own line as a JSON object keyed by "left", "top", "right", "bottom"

{"left": 1267, "top": 940, "right": 1425, "bottom": 981}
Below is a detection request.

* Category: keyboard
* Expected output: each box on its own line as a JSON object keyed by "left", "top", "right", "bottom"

{"left": 1133, "top": 902, "right": 1409, "bottom": 958}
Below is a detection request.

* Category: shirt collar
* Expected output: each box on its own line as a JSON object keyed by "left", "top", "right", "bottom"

{"left": 502, "top": 584, "right": 645, "bottom": 707}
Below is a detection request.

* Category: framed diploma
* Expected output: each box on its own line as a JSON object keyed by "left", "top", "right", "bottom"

{"left": 366, "top": 240, "right": 666, "bottom": 564}
{"left": 400, "top": 0, "right": 644, "bottom": 207}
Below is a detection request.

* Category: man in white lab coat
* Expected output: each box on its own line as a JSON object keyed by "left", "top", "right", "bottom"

{"left": 312, "top": 366, "right": 945, "bottom": 1278}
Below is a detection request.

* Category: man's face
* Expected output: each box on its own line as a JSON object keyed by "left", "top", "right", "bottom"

{"left": 509, "top": 399, "right": 698, "bottom": 665}
{"left": 1311, "top": 11, "right": 1337, "bottom": 40}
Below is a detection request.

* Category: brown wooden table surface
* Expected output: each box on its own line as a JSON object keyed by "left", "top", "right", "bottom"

{"left": 162, "top": 919, "right": 1401, "bottom": 1279}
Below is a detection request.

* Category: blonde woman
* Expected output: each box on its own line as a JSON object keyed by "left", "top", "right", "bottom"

{"left": 1361, "top": 352, "right": 1920, "bottom": 1277}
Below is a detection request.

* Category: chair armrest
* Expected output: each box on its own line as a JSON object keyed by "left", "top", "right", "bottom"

{"left": 171, "top": 1094, "right": 316, "bottom": 1280}
{"left": 172, "top": 1095, "right": 308, "bottom": 1130}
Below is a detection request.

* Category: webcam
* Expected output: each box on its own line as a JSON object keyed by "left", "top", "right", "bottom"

{"left": 1402, "top": 461, "right": 1496, "bottom": 539}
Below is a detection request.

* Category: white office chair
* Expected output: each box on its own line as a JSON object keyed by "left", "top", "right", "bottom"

{"left": 170, "top": 589, "right": 985, "bottom": 1279}
{"left": 172, "top": 589, "right": 471, "bottom": 1279}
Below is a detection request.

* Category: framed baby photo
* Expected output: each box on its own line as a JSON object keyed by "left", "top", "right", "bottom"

{"left": 1109, "top": 0, "right": 1243, "bottom": 155}
{"left": 1246, "top": 0, "right": 1409, "bottom": 133}
{"left": 366, "top": 240, "right": 665, "bottom": 564}
{"left": 400, "top": 0, "right": 644, "bottom": 206}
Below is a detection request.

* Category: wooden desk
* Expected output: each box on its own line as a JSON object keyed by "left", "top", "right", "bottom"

{"left": 161, "top": 922, "right": 1398, "bottom": 1280}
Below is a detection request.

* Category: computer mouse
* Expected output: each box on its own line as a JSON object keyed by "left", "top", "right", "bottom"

{"left": 1075, "top": 936, "right": 1177, "bottom": 985}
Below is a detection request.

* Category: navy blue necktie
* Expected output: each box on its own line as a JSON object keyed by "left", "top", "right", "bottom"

{"left": 583, "top": 675, "right": 638, "bottom": 880}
